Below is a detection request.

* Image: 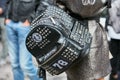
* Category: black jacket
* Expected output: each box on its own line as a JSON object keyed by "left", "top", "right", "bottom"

{"left": 6, "top": 0, "right": 40, "bottom": 22}
{"left": 6, "top": 0, "right": 55, "bottom": 22}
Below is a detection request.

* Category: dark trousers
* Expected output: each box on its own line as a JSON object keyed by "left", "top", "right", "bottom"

{"left": 109, "top": 39, "right": 120, "bottom": 79}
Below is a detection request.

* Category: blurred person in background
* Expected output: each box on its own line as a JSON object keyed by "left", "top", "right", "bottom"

{"left": 0, "top": 0, "right": 8, "bottom": 60}
{"left": 106, "top": 0, "right": 120, "bottom": 80}
{"left": 5, "top": 0, "right": 43, "bottom": 80}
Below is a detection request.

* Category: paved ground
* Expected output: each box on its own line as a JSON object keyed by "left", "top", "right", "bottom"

{"left": 0, "top": 56, "right": 67, "bottom": 80}
{"left": 0, "top": 57, "right": 110, "bottom": 80}
{"left": 0, "top": 41, "right": 67, "bottom": 80}
{"left": 0, "top": 40, "right": 110, "bottom": 80}
{"left": 0, "top": 59, "right": 109, "bottom": 80}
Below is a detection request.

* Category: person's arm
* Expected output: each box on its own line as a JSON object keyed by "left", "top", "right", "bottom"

{"left": 5, "top": 0, "right": 12, "bottom": 25}
{"left": 5, "top": 0, "right": 11, "bottom": 19}
{"left": 109, "top": 4, "right": 117, "bottom": 24}
{"left": 109, "top": 1, "right": 120, "bottom": 33}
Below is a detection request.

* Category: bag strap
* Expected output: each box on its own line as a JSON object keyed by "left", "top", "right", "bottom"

{"left": 37, "top": 59, "right": 46, "bottom": 80}
{"left": 38, "top": 67, "right": 46, "bottom": 80}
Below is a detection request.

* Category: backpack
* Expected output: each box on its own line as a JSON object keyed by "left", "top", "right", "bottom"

{"left": 25, "top": 0, "right": 111, "bottom": 80}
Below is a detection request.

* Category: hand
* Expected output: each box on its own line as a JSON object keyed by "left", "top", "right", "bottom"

{"left": 5, "top": 19, "right": 11, "bottom": 24}
{"left": 23, "top": 20, "right": 30, "bottom": 26}
{"left": 0, "top": 8, "right": 3, "bottom": 15}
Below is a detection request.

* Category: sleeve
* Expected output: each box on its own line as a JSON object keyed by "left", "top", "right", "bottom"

{"left": 5, "top": 0, "right": 11, "bottom": 19}
{"left": 108, "top": 1, "right": 120, "bottom": 33}
{"left": 108, "top": 3, "right": 117, "bottom": 24}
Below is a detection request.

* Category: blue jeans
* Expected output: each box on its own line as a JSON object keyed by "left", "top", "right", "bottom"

{"left": 6, "top": 21, "right": 42, "bottom": 80}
